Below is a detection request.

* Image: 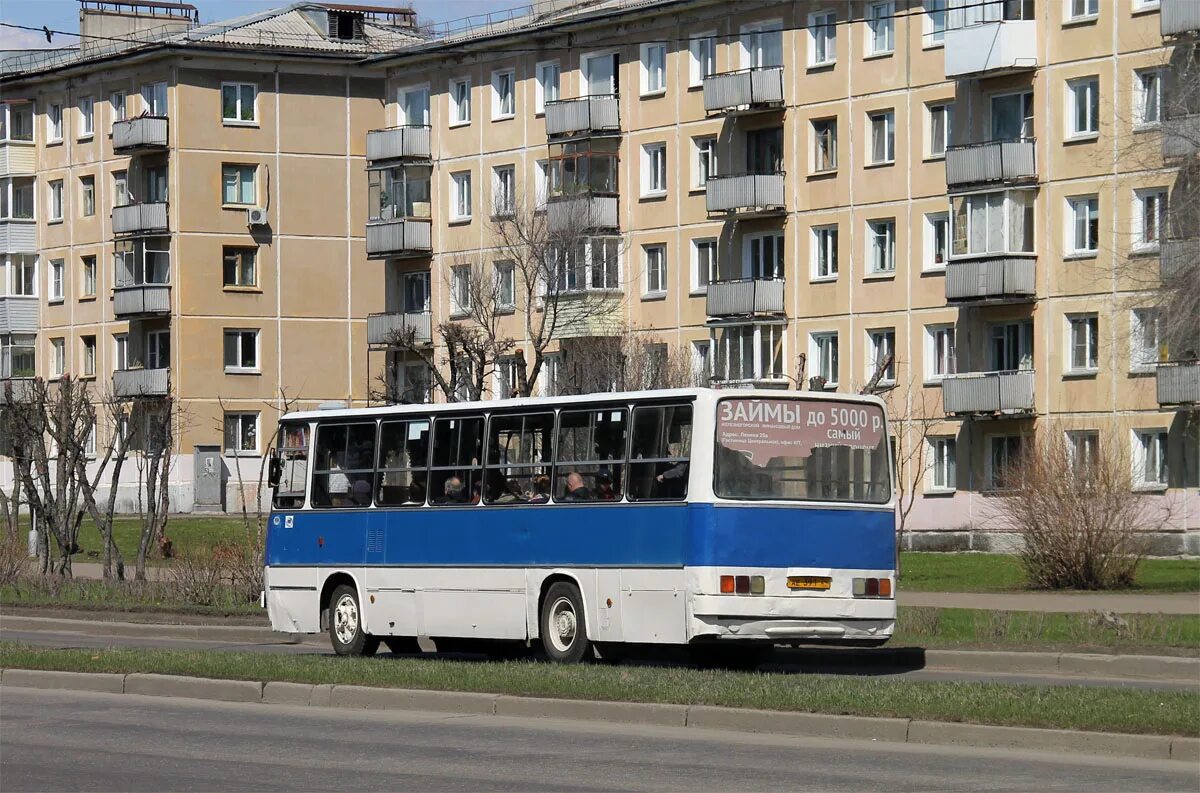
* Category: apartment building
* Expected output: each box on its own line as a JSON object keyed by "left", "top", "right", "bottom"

{"left": 362, "top": 0, "right": 1198, "bottom": 552}
{"left": 0, "top": 0, "right": 416, "bottom": 508}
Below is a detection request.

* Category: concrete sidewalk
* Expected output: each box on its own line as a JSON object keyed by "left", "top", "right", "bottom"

{"left": 899, "top": 591, "right": 1199, "bottom": 615}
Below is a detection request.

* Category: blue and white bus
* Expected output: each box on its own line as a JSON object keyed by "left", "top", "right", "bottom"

{"left": 264, "top": 388, "right": 896, "bottom": 662}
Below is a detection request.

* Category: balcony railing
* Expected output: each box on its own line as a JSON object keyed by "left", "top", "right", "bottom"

{"left": 545, "top": 95, "right": 620, "bottom": 138}
{"left": 1160, "top": 237, "right": 1197, "bottom": 281}
{"left": 113, "top": 284, "right": 171, "bottom": 317}
{"left": 112, "top": 202, "right": 168, "bottom": 235}
{"left": 942, "top": 370, "right": 1035, "bottom": 415}
{"left": 111, "top": 116, "right": 168, "bottom": 151}
{"left": 0, "top": 377, "right": 34, "bottom": 404}
{"left": 367, "top": 311, "right": 433, "bottom": 346}
{"left": 366, "top": 217, "right": 432, "bottom": 258}
{"left": 366, "top": 125, "right": 431, "bottom": 163}
{"left": 0, "top": 295, "right": 37, "bottom": 334}
{"left": 706, "top": 278, "right": 785, "bottom": 317}
{"left": 1162, "top": 0, "right": 1200, "bottom": 36}
{"left": 0, "top": 220, "right": 36, "bottom": 253}
{"left": 944, "top": 20, "right": 1037, "bottom": 78}
{"left": 945, "top": 139, "right": 1037, "bottom": 188}
{"left": 1162, "top": 114, "right": 1200, "bottom": 160}
{"left": 706, "top": 172, "right": 785, "bottom": 214}
{"left": 546, "top": 194, "right": 618, "bottom": 231}
{"left": 945, "top": 257, "right": 1036, "bottom": 301}
{"left": 113, "top": 367, "right": 170, "bottom": 398}
{"left": 703, "top": 66, "right": 785, "bottom": 115}
{"left": 1157, "top": 361, "right": 1200, "bottom": 406}
{"left": 0, "top": 141, "right": 35, "bottom": 177}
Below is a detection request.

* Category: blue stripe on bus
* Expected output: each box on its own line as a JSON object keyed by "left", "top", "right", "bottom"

{"left": 266, "top": 504, "right": 895, "bottom": 570}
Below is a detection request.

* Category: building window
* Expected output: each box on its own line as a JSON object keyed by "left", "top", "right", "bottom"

{"left": 809, "top": 10, "right": 837, "bottom": 65}
{"left": 495, "top": 261, "right": 515, "bottom": 310}
{"left": 49, "top": 180, "right": 63, "bottom": 222}
{"left": 535, "top": 159, "right": 550, "bottom": 209}
{"left": 869, "top": 110, "right": 895, "bottom": 164}
{"left": 49, "top": 259, "right": 64, "bottom": 302}
{"left": 552, "top": 237, "right": 619, "bottom": 292}
{"left": 113, "top": 171, "right": 129, "bottom": 207}
{"left": 925, "top": 212, "right": 949, "bottom": 270}
{"left": 712, "top": 323, "right": 785, "bottom": 382}
{"left": 78, "top": 96, "right": 94, "bottom": 137}
{"left": 1067, "top": 0, "right": 1099, "bottom": 20}
{"left": 812, "top": 118, "right": 837, "bottom": 171}
{"left": 924, "top": 0, "right": 947, "bottom": 46}
{"left": 48, "top": 103, "right": 62, "bottom": 141}
{"left": 1131, "top": 308, "right": 1160, "bottom": 372}
{"left": 1066, "top": 431, "right": 1100, "bottom": 476}
{"left": 81, "top": 336, "right": 96, "bottom": 377}
{"left": 692, "top": 238, "right": 717, "bottom": 293}
{"left": 451, "top": 265, "right": 471, "bottom": 315}
{"left": 451, "top": 171, "right": 472, "bottom": 220}
{"left": 492, "top": 70, "right": 515, "bottom": 119}
{"left": 221, "top": 82, "right": 257, "bottom": 124}
{"left": 398, "top": 85, "right": 430, "bottom": 126}
{"left": 223, "top": 247, "right": 257, "bottom": 288}
{"left": 495, "top": 356, "right": 521, "bottom": 399}
{"left": 1066, "top": 195, "right": 1100, "bottom": 255}
{"left": 113, "top": 333, "right": 128, "bottom": 370}
{"left": 694, "top": 135, "right": 717, "bottom": 188}
{"left": 223, "top": 329, "right": 260, "bottom": 372}
{"left": 51, "top": 338, "right": 65, "bottom": 377}
{"left": 689, "top": 34, "right": 716, "bottom": 86}
{"left": 810, "top": 332, "right": 839, "bottom": 386}
{"left": 535, "top": 61, "right": 559, "bottom": 113}
{"left": 9, "top": 256, "right": 36, "bottom": 296}
{"left": 1067, "top": 314, "right": 1100, "bottom": 372}
{"left": 1067, "top": 77, "right": 1100, "bottom": 138}
{"left": 80, "top": 176, "right": 95, "bottom": 217}
{"left": 1134, "top": 69, "right": 1162, "bottom": 127}
{"left": 642, "top": 142, "right": 667, "bottom": 196}
{"left": 492, "top": 165, "right": 515, "bottom": 216}
{"left": 867, "top": 329, "right": 896, "bottom": 383}
{"left": 691, "top": 339, "right": 712, "bottom": 385}
{"left": 141, "top": 82, "right": 167, "bottom": 116}
{"left": 540, "top": 352, "right": 563, "bottom": 397}
{"left": 224, "top": 412, "right": 259, "bottom": 455}
{"left": 927, "top": 436, "right": 956, "bottom": 491}
{"left": 868, "top": 219, "right": 896, "bottom": 274}
{"left": 221, "top": 164, "right": 256, "bottom": 205}
{"left": 925, "top": 324, "right": 956, "bottom": 381}
{"left": 928, "top": 103, "right": 952, "bottom": 158}
{"left": 812, "top": 224, "right": 839, "bottom": 279}
{"left": 1133, "top": 188, "right": 1167, "bottom": 250}
{"left": 450, "top": 77, "right": 471, "bottom": 125}
{"left": 110, "top": 91, "right": 126, "bottom": 124}
{"left": 641, "top": 42, "right": 667, "bottom": 94}
{"left": 987, "top": 435, "right": 1023, "bottom": 490}
{"left": 644, "top": 245, "right": 667, "bottom": 296}
{"left": 867, "top": 2, "right": 895, "bottom": 55}
{"left": 1133, "top": 430, "right": 1169, "bottom": 488}
{"left": 81, "top": 255, "right": 96, "bottom": 298}
{"left": 951, "top": 190, "right": 1035, "bottom": 256}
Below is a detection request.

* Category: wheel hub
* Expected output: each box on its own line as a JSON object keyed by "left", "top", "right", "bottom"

{"left": 334, "top": 595, "right": 358, "bottom": 645}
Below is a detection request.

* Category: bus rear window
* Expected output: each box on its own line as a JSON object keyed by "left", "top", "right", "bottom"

{"left": 273, "top": 422, "right": 309, "bottom": 509}
{"left": 714, "top": 398, "right": 890, "bottom": 504}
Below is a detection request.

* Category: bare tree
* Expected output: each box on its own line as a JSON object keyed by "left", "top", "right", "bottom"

{"left": 129, "top": 395, "right": 175, "bottom": 581}
{"left": 552, "top": 325, "right": 698, "bottom": 395}
{"left": 878, "top": 378, "right": 942, "bottom": 564}
{"left": 0, "top": 392, "right": 27, "bottom": 544}
{"left": 75, "top": 394, "right": 138, "bottom": 580}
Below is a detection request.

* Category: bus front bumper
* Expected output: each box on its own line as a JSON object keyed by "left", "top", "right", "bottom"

{"left": 689, "top": 595, "right": 895, "bottom": 642}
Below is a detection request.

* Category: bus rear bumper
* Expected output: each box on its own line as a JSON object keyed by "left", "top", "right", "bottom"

{"left": 689, "top": 595, "right": 895, "bottom": 642}
{"left": 689, "top": 616, "right": 895, "bottom": 643}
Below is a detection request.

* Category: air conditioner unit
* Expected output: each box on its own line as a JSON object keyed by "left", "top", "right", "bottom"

{"left": 246, "top": 207, "right": 268, "bottom": 227}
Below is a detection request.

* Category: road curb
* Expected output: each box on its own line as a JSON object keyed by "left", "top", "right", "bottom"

{"left": 2, "top": 668, "right": 1194, "bottom": 763}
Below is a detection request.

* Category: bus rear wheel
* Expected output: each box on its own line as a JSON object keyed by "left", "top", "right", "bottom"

{"left": 540, "top": 582, "right": 591, "bottom": 663}
{"left": 329, "top": 584, "right": 379, "bottom": 657}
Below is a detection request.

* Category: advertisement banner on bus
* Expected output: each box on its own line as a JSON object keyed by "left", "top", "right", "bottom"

{"left": 716, "top": 398, "right": 885, "bottom": 463}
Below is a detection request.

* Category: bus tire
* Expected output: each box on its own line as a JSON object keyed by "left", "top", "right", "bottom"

{"left": 329, "top": 584, "right": 379, "bottom": 657}
{"left": 540, "top": 582, "right": 591, "bottom": 663}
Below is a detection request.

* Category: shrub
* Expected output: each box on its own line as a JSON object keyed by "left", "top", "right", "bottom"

{"left": 165, "top": 546, "right": 227, "bottom": 606}
{"left": 0, "top": 532, "right": 27, "bottom": 590}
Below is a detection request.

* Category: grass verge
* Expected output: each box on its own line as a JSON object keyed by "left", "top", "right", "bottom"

{"left": 12, "top": 515, "right": 247, "bottom": 567}
{"left": 1, "top": 642, "right": 1196, "bottom": 736}
{"left": 900, "top": 553, "right": 1200, "bottom": 594}
{"left": 1, "top": 577, "right": 261, "bottom": 618}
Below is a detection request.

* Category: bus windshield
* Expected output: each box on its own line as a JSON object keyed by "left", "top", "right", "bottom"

{"left": 714, "top": 397, "right": 891, "bottom": 504}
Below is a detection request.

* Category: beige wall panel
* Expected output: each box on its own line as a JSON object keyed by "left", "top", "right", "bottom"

{"left": 177, "top": 69, "right": 275, "bottom": 154}
{"left": 349, "top": 248, "right": 387, "bottom": 318}
{"left": 279, "top": 73, "right": 347, "bottom": 156}
{"left": 279, "top": 319, "right": 351, "bottom": 400}
{"left": 175, "top": 318, "right": 279, "bottom": 400}
{"left": 176, "top": 234, "right": 274, "bottom": 318}
{"left": 1048, "top": 11, "right": 1113, "bottom": 66}
{"left": 348, "top": 77, "right": 385, "bottom": 158}
{"left": 278, "top": 237, "right": 350, "bottom": 319}
{"left": 174, "top": 150, "right": 271, "bottom": 235}
{"left": 277, "top": 155, "right": 348, "bottom": 237}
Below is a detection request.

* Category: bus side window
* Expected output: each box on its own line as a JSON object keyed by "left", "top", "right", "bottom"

{"left": 272, "top": 422, "right": 309, "bottom": 509}
{"left": 627, "top": 404, "right": 692, "bottom": 501}
{"left": 554, "top": 408, "right": 627, "bottom": 502}
{"left": 484, "top": 412, "right": 553, "bottom": 505}
{"left": 311, "top": 422, "right": 377, "bottom": 508}
{"left": 429, "top": 415, "right": 484, "bottom": 505}
{"left": 376, "top": 419, "right": 431, "bottom": 506}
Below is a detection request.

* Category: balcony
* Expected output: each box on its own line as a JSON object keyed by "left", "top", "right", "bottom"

{"left": 368, "top": 311, "right": 432, "bottom": 347}
{"left": 944, "top": 20, "right": 1037, "bottom": 78}
{"left": 1162, "top": 114, "right": 1199, "bottom": 160}
{"left": 705, "top": 173, "right": 785, "bottom": 214}
{"left": 1162, "top": 0, "right": 1200, "bottom": 36}
{"left": 1157, "top": 361, "right": 1200, "bottom": 406}
{"left": 945, "top": 257, "right": 1036, "bottom": 302}
{"left": 1160, "top": 237, "right": 1197, "bottom": 281}
{"left": 0, "top": 219, "right": 36, "bottom": 253}
{"left": 0, "top": 377, "right": 33, "bottom": 404}
{"left": 0, "top": 295, "right": 37, "bottom": 334}
{"left": 703, "top": 66, "right": 785, "bottom": 115}
{"left": 113, "top": 367, "right": 170, "bottom": 398}
{"left": 942, "top": 370, "right": 1035, "bottom": 416}
{"left": 0, "top": 141, "right": 34, "bottom": 177}
{"left": 547, "top": 194, "right": 618, "bottom": 232}
{"left": 366, "top": 125, "right": 431, "bottom": 164}
{"left": 113, "top": 284, "right": 171, "bottom": 317}
{"left": 706, "top": 278, "right": 785, "bottom": 318}
{"left": 945, "top": 139, "right": 1037, "bottom": 189}
{"left": 545, "top": 96, "right": 620, "bottom": 139}
{"left": 365, "top": 218, "right": 432, "bottom": 259}
{"left": 111, "top": 116, "right": 168, "bottom": 152}
{"left": 112, "top": 202, "right": 168, "bottom": 235}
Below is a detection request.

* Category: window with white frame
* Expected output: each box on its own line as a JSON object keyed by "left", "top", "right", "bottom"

{"left": 812, "top": 224, "right": 839, "bottom": 279}
{"left": 49, "top": 180, "right": 63, "bottom": 221}
{"left": 224, "top": 412, "right": 259, "bottom": 455}
{"left": 110, "top": 91, "right": 126, "bottom": 124}
{"left": 392, "top": 359, "right": 431, "bottom": 404}
{"left": 867, "top": 328, "right": 896, "bottom": 383}
{"left": 644, "top": 245, "right": 667, "bottom": 295}
{"left": 551, "top": 236, "right": 619, "bottom": 292}
{"left": 867, "top": 2, "right": 895, "bottom": 55}
{"left": 81, "top": 335, "right": 96, "bottom": 377}
{"left": 925, "top": 212, "right": 949, "bottom": 269}
{"left": 927, "top": 436, "right": 956, "bottom": 492}
{"left": 221, "top": 164, "right": 256, "bottom": 205}
{"left": 810, "top": 331, "right": 839, "bottom": 386}
{"left": 7, "top": 256, "right": 36, "bottom": 296}
{"left": 869, "top": 110, "right": 895, "bottom": 163}
{"left": 924, "top": 0, "right": 947, "bottom": 46}
{"left": 113, "top": 333, "right": 128, "bottom": 370}
{"left": 450, "top": 78, "right": 471, "bottom": 125}
{"left": 641, "top": 42, "right": 667, "bottom": 94}
{"left": 1066, "top": 195, "right": 1100, "bottom": 255}
{"left": 691, "top": 339, "right": 712, "bottom": 385}
{"left": 51, "top": 338, "right": 65, "bottom": 377}
{"left": 928, "top": 103, "right": 952, "bottom": 158}
{"left": 1130, "top": 308, "right": 1160, "bottom": 371}
{"left": 143, "top": 330, "right": 169, "bottom": 371}
{"left": 492, "top": 69, "right": 515, "bottom": 119}
{"left": 1066, "top": 430, "right": 1100, "bottom": 476}
{"left": 113, "top": 171, "right": 129, "bottom": 207}
{"left": 451, "top": 265, "right": 471, "bottom": 315}
{"left": 221, "top": 83, "right": 256, "bottom": 124}
{"left": 48, "top": 103, "right": 62, "bottom": 141}
{"left": 693, "top": 135, "right": 717, "bottom": 188}
{"left": 535, "top": 159, "right": 550, "bottom": 209}
{"left": 745, "top": 232, "right": 784, "bottom": 279}
{"left": 223, "top": 329, "right": 259, "bottom": 372}
{"left": 688, "top": 34, "right": 716, "bottom": 86}
{"left": 951, "top": 190, "right": 1035, "bottom": 256}
{"left": 712, "top": 323, "right": 785, "bottom": 382}
{"left": 1067, "top": 0, "right": 1099, "bottom": 20}
{"left": 809, "top": 11, "right": 837, "bottom": 65}
{"left": 78, "top": 96, "right": 94, "bottom": 137}
{"left": 986, "top": 435, "right": 1023, "bottom": 490}
{"left": 1133, "top": 429, "right": 1168, "bottom": 487}
{"left": 1067, "top": 314, "right": 1100, "bottom": 372}
{"left": 535, "top": 61, "right": 559, "bottom": 113}
{"left": 398, "top": 85, "right": 430, "bottom": 125}
{"left": 223, "top": 247, "right": 257, "bottom": 288}
{"left": 84, "top": 421, "right": 96, "bottom": 457}
{"left": 492, "top": 165, "right": 515, "bottom": 216}
{"left": 141, "top": 82, "right": 167, "bottom": 116}
{"left": 81, "top": 255, "right": 96, "bottom": 298}
{"left": 868, "top": 219, "right": 896, "bottom": 273}
{"left": 80, "top": 176, "right": 95, "bottom": 217}
{"left": 1133, "top": 188, "right": 1167, "bottom": 250}
{"left": 1067, "top": 77, "right": 1100, "bottom": 138}
{"left": 642, "top": 142, "right": 667, "bottom": 196}
{"left": 740, "top": 21, "right": 783, "bottom": 68}
{"left": 540, "top": 352, "right": 563, "bottom": 396}
{"left": 1, "top": 103, "right": 33, "bottom": 141}
{"left": 692, "top": 238, "right": 717, "bottom": 293}
{"left": 495, "top": 356, "right": 521, "bottom": 399}
{"left": 451, "top": 171, "right": 472, "bottom": 220}
{"left": 495, "top": 261, "right": 516, "bottom": 310}
{"left": 925, "top": 324, "right": 956, "bottom": 381}
{"left": 1134, "top": 68, "right": 1162, "bottom": 127}
{"left": 49, "top": 259, "right": 64, "bottom": 301}
{"left": 812, "top": 117, "right": 837, "bottom": 171}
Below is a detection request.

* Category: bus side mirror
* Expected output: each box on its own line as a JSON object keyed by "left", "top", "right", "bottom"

{"left": 268, "top": 457, "right": 282, "bottom": 488}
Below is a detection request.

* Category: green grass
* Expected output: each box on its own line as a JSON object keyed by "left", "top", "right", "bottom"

{"left": 1, "top": 642, "right": 1195, "bottom": 736}
{"left": 900, "top": 553, "right": 1200, "bottom": 594}
{"left": 1, "top": 576, "right": 261, "bottom": 618}
{"left": 53, "top": 515, "right": 247, "bottom": 565}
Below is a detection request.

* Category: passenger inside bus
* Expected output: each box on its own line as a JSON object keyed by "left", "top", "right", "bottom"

{"left": 560, "top": 471, "right": 593, "bottom": 501}
{"left": 443, "top": 476, "right": 468, "bottom": 503}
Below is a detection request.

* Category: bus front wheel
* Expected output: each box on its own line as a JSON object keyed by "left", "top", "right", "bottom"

{"left": 540, "top": 582, "right": 591, "bottom": 663}
{"left": 328, "top": 584, "right": 380, "bottom": 657}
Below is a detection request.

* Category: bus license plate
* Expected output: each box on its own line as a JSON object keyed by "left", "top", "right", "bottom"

{"left": 787, "top": 576, "right": 832, "bottom": 591}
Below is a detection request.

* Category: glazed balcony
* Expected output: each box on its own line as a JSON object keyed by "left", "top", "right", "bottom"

{"left": 0, "top": 295, "right": 37, "bottom": 333}
{"left": 111, "top": 116, "right": 168, "bottom": 152}
{"left": 1160, "top": 237, "right": 1197, "bottom": 281}
{"left": 0, "top": 140, "right": 34, "bottom": 177}
{"left": 113, "top": 284, "right": 171, "bottom": 317}
{"left": 1162, "top": 0, "right": 1200, "bottom": 36}
{"left": 365, "top": 218, "right": 432, "bottom": 259}
{"left": 366, "top": 125, "right": 431, "bottom": 163}
{"left": 1162, "top": 114, "right": 1200, "bottom": 160}
{"left": 367, "top": 310, "right": 433, "bottom": 347}
{"left": 945, "top": 257, "right": 1036, "bottom": 302}
{"left": 1157, "top": 361, "right": 1200, "bottom": 406}
{"left": 945, "top": 139, "right": 1037, "bottom": 189}
{"left": 546, "top": 194, "right": 618, "bottom": 232}
{"left": 942, "top": 370, "right": 1036, "bottom": 416}
{"left": 706, "top": 278, "right": 785, "bottom": 317}
{"left": 544, "top": 96, "right": 620, "bottom": 139}
{"left": 113, "top": 367, "right": 170, "bottom": 398}
{"left": 112, "top": 202, "right": 168, "bottom": 235}
{"left": 705, "top": 172, "right": 785, "bottom": 214}
{"left": 944, "top": 19, "right": 1037, "bottom": 78}
{"left": 702, "top": 66, "right": 784, "bottom": 115}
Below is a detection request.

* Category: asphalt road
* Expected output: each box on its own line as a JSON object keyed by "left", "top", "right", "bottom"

{"left": 2, "top": 688, "right": 1196, "bottom": 793}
